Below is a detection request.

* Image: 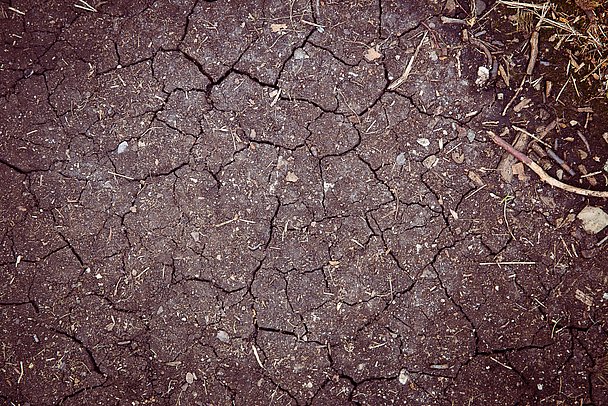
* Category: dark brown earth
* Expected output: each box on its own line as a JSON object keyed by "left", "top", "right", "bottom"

{"left": 1, "top": 0, "right": 607, "bottom": 405}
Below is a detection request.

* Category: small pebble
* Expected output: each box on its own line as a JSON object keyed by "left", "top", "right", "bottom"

{"left": 466, "top": 130, "right": 476, "bottom": 142}
{"left": 417, "top": 138, "right": 430, "bottom": 148}
{"left": 395, "top": 152, "right": 407, "bottom": 166}
{"left": 475, "top": 66, "right": 490, "bottom": 86}
{"left": 294, "top": 48, "right": 309, "bottom": 60}
{"left": 186, "top": 372, "right": 195, "bottom": 384}
{"left": 398, "top": 369, "right": 410, "bottom": 385}
{"left": 217, "top": 330, "right": 230, "bottom": 343}
{"left": 422, "top": 155, "right": 438, "bottom": 169}
{"left": 117, "top": 141, "right": 129, "bottom": 154}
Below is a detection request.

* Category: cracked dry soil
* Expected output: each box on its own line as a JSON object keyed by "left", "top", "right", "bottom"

{"left": 1, "top": 0, "right": 607, "bottom": 405}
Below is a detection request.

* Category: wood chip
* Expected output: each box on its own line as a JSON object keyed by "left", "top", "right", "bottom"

{"left": 578, "top": 164, "right": 597, "bottom": 186}
{"left": 512, "top": 162, "right": 529, "bottom": 181}
{"left": 497, "top": 130, "right": 528, "bottom": 183}
{"left": 575, "top": 289, "right": 593, "bottom": 307}
{"left": 513, "top": 97, "right": 532, "bottom": 112}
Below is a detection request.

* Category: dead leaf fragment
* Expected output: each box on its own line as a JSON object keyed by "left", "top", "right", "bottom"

{"left": 577, "top": 206, "right": 608, "bottom": 235}
{"left": 270, "top": 23, "right": 287, "bottom": 33}
{"left": 364, "top": 46, "right": 382, "bottom": 62}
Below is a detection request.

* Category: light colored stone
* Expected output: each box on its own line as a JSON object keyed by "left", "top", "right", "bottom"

{"left": 577, "top": 206, "right": 608, "bottom": 234}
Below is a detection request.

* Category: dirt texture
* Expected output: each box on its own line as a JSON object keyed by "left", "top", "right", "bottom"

{"left": 1, "top": 0, "right": 607, "bottom": 405}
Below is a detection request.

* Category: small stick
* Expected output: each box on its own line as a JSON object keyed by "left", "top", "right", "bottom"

{"left": 479, "top": 261, "right": 536, "bottom": 266}
{"left": 489, "top": 132, "right": 608, "bottom": 198}
{"left": 502, "top": 76, "right": 525, "bottom": 116}
{"left": 441, "top": 16, "right": 468, "bottom": 25}
{"left": 8, "top": 6, "right": 26, "bottom": 15}
{"left": 389, "top": 31, "right": 428, "bottom": 90}
{"left": 17, "top": 361, "right": 24, "bottom": 384}
{"left": 529, "top": 143, "right": 547, "bottom": 158}
{"left": 537, "top": 118, "right": 558, "bottom": 139}
{"left": 581, "top": 171, "right": 602, "bottom": 178}
{"left": 108, "top": 171, "right": 135, "bottom": 180}
{"left": 490, "top": 356, "right": 513, "bottom": 370}
{"left": 526, "top": 31, "right": 539, "bottom": 75}
{"left": 470, "top": 37, "right": 493, "bottom": 66}
{"left": 214, "top": 214, "right": 239, "bottom": 228}
{"left": 252, "top": 345, "right": 264, "bottom": 369}
{"left": 545, "top": 148, "right": 575, "bottom": 176}
{"left": 576, "top": 131, "right": 591, "bottom": 154}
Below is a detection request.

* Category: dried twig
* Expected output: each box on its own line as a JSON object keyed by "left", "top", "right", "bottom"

{"left": 526, "top": 31, "right": 539, "bottom": 75}
{"left": 545, "top": 148, "right": 576, "bottom": 176}
{"left": 502, "top": 76, "right": 525, "bottom": 116}
{"left": 388, "top": 31, "right": 428, "bottom": 90}
{"left": 490, "top": 132, "right": 608, "bottom": 198}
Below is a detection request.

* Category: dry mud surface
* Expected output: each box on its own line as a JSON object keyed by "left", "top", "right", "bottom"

{"left": 1, "top": 0, "right": 607, "bottom": 405}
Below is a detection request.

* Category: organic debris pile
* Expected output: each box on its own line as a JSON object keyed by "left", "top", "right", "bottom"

{"left": 499, "top": 0, "right": 608, "bottom": 98}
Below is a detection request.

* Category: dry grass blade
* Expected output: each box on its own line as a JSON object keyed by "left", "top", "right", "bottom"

{"left": 74, "top": 0, "right": 97, "bottom": 12}
{"left": 388, "top": 31, "right": 428, "bottom": 90}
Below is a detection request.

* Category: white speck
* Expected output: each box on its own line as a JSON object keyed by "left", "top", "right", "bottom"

{"left": 323, "top": 182, "right": 335, "bottom": 192}
{"left": 537, "top": 384, "right": 543, "bottom": 390}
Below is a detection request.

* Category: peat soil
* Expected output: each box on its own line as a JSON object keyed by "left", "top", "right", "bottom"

{"left": 1, "top": 0, "right": 607, "bottom": 405}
